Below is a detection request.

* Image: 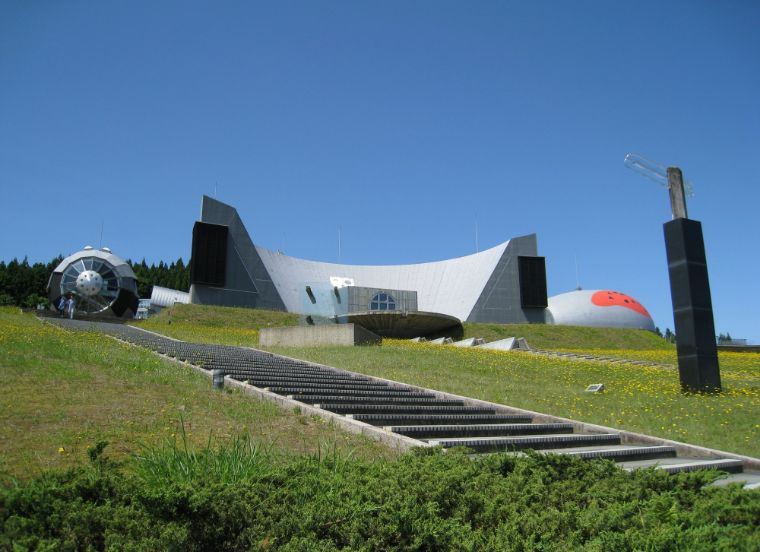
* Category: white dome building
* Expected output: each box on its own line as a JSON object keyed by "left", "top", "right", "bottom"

{"left": 547, "top": 289, "right": 655, "bottom": 331}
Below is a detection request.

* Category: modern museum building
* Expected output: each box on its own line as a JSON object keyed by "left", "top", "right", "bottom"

{"left": 188, "top": 196, "right": 656, "bottom": 337}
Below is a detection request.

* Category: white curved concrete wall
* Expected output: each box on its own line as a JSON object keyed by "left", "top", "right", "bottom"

{"left": 255, "top": 241, "right": 508, "bottom": 321}
{"left": 192, "top": 195, "right": 545, "bottom": 324}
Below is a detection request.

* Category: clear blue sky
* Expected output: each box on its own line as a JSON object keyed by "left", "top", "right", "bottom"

{"left": 1, "top": 2, "right": 758, "bottom": 342}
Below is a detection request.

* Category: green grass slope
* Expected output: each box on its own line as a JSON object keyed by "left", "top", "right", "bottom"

{"left": 268, "top": 341, "right": 760, "bottom": 459}
{"left": 133, "top": 303, "right": 299, "bottom": 346}
{"left": 0, "top": 308, "right": 392, "bottom": 479}
{"left": 464, "top": 322, "right": 673, "bottom": 350}
{"left": 137, "top": 305, "right": 674, "bottom": 351}
{"left": 137, "top": 303, "right": 673, "bottom": 350}
{"left": 3, "top": 308, "right": 760, "bottom": 550}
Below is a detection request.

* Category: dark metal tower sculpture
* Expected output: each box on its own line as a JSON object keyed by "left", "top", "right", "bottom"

{"left": 625, "top": 154, "right": 721, "bottom": 392}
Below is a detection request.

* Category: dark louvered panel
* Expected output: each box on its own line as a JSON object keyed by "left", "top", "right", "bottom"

{"left": 190, "top": 222, "right": 228, "bottom": 286}
{"left": 518, "top": 256, "right": 548, "bottom": 308}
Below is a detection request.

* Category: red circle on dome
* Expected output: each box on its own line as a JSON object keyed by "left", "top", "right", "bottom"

{"left": 591, "top": 291, "right": 651, "bottom": 319}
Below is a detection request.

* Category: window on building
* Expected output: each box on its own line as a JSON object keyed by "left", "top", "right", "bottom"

{"left": 305, "top": 286, "right": 316, "bottom": 304}
{"left": 369, "top": 292, "right": 396, "bottom": 311}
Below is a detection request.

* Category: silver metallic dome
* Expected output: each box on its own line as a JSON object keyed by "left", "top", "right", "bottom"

{"left": 47, "top": 247, "right": 139, "bottom": 317}
{"left": 75, "top": 270, "right": 104, "bottom": 296}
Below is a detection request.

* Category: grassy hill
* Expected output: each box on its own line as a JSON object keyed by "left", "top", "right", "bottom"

{"left": 0, "top": 308, "right": 391, "bottom": 479}
{"left": 3, "top": 308, "right": 759, "bottom": 550}
{"left": 137, "top": 303, "right": 673, "bottom": 351}
{"left": 464, "top": 322, "right": 673, "bottom": 350}
{"left": 267, "top": 340, "right": 760, "bottom": 459}
{"left": 128, "top": 305, "right": 760, "bottom": 458}
{"left": 6, "top": 304, "right": 758, "bottom": 463}
{"left": 3, "top": 306, "right": 759, "bottom": 549}
{"left": 133, "top": 303, "right": 299, "bottom": 346}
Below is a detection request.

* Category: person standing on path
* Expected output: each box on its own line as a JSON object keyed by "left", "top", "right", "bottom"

{"left": 65, "top": 294, "right": 75, "bottom": 319}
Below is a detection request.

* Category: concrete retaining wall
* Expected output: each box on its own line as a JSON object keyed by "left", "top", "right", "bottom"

{"left": 259, "top": 324, "right": 381, "bottom": 347}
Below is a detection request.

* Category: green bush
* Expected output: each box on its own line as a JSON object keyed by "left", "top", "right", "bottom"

{"left": 2, "top": 441, "right": 759, "bottom": 551}
{"left": 22, "top": 293, "right": 48, "bottom": 309}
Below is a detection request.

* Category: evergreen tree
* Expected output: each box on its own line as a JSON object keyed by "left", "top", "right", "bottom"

{"left": 126, "top": 257, "right": 190, "bottom": 298}
{"left": 0, "top": 255, "right": 62, "bottom": 306}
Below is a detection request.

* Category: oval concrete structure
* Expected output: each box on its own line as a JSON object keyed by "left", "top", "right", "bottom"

{"left": 547, "top": 289, "right": 655, "bottom": 331}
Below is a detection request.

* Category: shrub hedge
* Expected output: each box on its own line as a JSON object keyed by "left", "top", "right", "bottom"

{"left": 2, "top": 444, "right": 759, "bottom": 551}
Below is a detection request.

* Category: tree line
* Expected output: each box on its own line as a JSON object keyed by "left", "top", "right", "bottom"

{"left": 654, "top": 326, "right": 677, "bottom": 344}
{"left": 0, "top": 256, "right": 190, "bottom": 307}
{"left": 129, "top": 258, "right": 190, "bottom": 299}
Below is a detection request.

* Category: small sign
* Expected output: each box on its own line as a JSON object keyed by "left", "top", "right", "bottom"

{"left": 585, "top": 383, "right": 605, "bottom": 393}
{"left": 330, "top": 276, "right": 355, "bottom": 288}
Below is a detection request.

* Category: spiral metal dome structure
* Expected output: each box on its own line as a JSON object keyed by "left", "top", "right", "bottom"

{"left": 47, "top": 246, "right": 139, "bottom": 317}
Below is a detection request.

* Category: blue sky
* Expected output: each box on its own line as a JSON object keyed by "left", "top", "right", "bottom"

{"left": 1, "top": 2, "right": 758, "bottom": 342}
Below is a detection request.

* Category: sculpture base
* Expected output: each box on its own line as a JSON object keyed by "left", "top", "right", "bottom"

{"left": 664, "top": 218, "right": 721, "bottom": 392}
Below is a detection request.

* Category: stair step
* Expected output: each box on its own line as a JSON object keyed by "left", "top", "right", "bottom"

{"left": 228, "top": 376, "right": 380, "bottom": 386}
{"left": 294, "top": 396, "right": 462, "bottom": 406}
{"left": 540, "top": 445, "right": 677, "bottom": 462}
{"left": 620, "top": 457, "right": 745, "bottom": 474}
{"left": 233, "top": 377, "right": 389, "bottom": 389}
{"left": 269, "top": 388, "right": 434, "bottom": 398}
{"left": 213, "top": 364, "right": 343, "bottom": 373}
{"left": 350, "top": 413, "right": 533, "bottom": 426}
{"left": 709, "top": 471, "right": 760, "bottom": 489}
{"left": 389, "top": 423, "right": 574, "bottom": 439}
{"left": 321, "top": 404, "right": 497, "bottom": 415}
{"left": 224, "top": 371, "right": 375, "bottom": 382}
{"left": 429, "top": 433, "right": 620, "bottom": 452}
{"left": 205, "top": 364, "right": 334, "bottom": 375}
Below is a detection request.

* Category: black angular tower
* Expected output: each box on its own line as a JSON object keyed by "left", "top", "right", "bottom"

{"left": 663, "top": 168, "right": 721, "bottom": 392}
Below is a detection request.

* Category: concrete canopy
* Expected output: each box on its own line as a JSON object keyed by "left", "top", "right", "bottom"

{"left": 333, "top": 311, "right": 463, "bottom": 339}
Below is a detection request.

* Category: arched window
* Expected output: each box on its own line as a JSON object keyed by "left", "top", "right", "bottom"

{"left": 369, "top": 292, "right": 396, "bottom": 311}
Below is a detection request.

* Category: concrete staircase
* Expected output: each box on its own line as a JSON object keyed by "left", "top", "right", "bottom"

{"left": 47, "top": 318, "right": 760, "bottom": 489}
